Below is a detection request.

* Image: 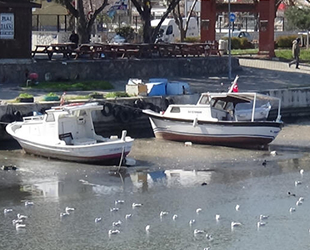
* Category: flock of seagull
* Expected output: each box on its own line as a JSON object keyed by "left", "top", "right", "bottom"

{"left": 2, "top": 167, "right": 308, "bottom": 249}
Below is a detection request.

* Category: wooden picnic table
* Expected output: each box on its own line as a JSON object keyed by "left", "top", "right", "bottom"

{"left": 32, "top": 45, "right": 53, "bottom": 59}
{"left": 50, "top": 42, "right": 76, "bottom": 59}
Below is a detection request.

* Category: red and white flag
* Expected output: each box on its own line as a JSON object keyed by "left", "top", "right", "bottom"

{"left": 228, "top": 75, "right": 239, "bottom": 93}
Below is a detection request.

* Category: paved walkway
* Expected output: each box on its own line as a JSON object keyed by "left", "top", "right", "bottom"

{"left": 1, "top": 58, "right": 310, "bottom": 102}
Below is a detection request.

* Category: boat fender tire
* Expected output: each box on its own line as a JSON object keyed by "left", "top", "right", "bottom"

{"left": 164, "top": 98, "right": 170, "bottom": 109}
{"left": 134, "top": 98, "right": 145, "bottom": 109}
{"left": 152, "top": 105, "right": 161, "bottom": 113}
{"left": 40, "top": 108, "right": 47, "bottom": 114}
{"left": 112, "top": 105, "right": 122, "bottom": 119}
{"left": 118, "top": 108, "right": 133, "bottom": 123}
{"left": 133, "top": 108, "right": 143, "bottom": 118}
{"left": 13, "top": 111, "right": 23, "bottom": 121}
{"left": 101, "top": 103, "right": 113, "bottom": 117}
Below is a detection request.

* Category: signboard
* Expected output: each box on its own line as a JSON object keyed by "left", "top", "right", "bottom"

{"left": 0, "top": 13, "right": 14, "bottom": 39}
{"left": 229, "top": 13, "right": 236, "bottom": 22}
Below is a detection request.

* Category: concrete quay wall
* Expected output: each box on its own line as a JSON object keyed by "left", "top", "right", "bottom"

{"left": 0, "top": 57, "right": 240, "bottom": 84}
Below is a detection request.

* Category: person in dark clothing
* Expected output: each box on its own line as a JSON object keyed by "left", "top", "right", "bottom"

{"left": 69, "top": 31, "right": 79, "bottom": 48}
{"left": 289, "top": 38, "right": 301, "bottom": 69}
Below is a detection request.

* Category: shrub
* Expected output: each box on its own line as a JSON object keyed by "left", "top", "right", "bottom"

{"left": 18, "top": 93, "right": 33, "bottom": 98}
{"left": 276, "top": 35, "right": 297, "bottom": 48}
{"left": 115, "top": 26, "right": 135, "bottom": 42}
{"left": 239, "top": 38, "right": 253, "bottom": 49}
{"left": 183, "top": 37, "right": 201, "bottom": 43}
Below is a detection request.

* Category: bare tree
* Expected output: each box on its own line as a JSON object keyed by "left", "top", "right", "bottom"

{"left": 55, "top": 0, "right": 109, "bottom": 43}
{"left": 172, "top": 0, "right": 198, "bottom": 42}
{"left": 131, "top": 0, "right": 181, "bottom": 43}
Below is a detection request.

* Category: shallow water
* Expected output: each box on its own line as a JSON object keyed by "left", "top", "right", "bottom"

{"left": 0, "top": 139, "right": 310, "bottom": 250}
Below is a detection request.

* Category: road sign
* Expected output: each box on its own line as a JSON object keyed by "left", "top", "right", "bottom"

{"left": 229, "top": 13, "right": 236, "bottom": 22}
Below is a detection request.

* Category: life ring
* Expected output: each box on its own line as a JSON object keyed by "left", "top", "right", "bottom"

{"left": 134, "top": 98, "right": 145, "bottom": 109}
{"left": 101, "top": 103, "right": 113, "bottom": 117}
{"left": 144, "top": 102, "right": 155, "bottom": 110}
{"left": 117, "top": 107, "right": 133, "bottom": 123}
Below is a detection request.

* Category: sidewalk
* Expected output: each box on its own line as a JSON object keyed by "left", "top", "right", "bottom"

{"left": 1, "top": 58, "right": 310, "bottom": 101}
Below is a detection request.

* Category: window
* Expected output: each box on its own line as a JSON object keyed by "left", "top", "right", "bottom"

{"left": 46, "top": 113, "right": 55, "bottom": 122}
{"left": 171, "top": 107, "right": 180, "bottom": 113}
{"left": 166, "top": 25, "right": 173, "bottom": 35}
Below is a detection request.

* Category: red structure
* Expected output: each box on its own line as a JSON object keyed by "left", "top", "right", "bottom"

{"left": 201, "top": 0, "right": 276, "bottom": 57}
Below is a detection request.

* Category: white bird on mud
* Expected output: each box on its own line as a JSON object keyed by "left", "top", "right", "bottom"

{"left": 270, "top": 151, "right": 277, "bottom": 156}
{"left": 95, "top": 217, "right": 102, "bottom": 223}
{"left": 60, "top": 212, "right": 70, "bottom": 217}
{"left": 65, "top": 207, "right": 75, "bottom": 213}
{"left": 125, "top": 214, "right": 132, "bottom": 219}
{"left": 112, "top": 220, "right": 122, "bottom": 227}
{"left": 260, "top": 215, "right": 269, "bottom": 220}
{"left": 215, "top": 214, "right": 221, "bottom": 221}
{"left": 298, "top": 197, "right": 304, "bottom": 202}
{"left": 296, "top": 200, "right": 303, "bottom": 206}
{"left": 25, "top": 201, "right": 34, "bottom": 206}
{"left": 289, "top": 207, "right": 296, "bottom": 213}
{"left": 115, "top": 200, "right": 125, "bottom": 205}
{"left": 108, "top": 229, "right": 120, "bottom": 235}
{"left": 12, "top": 219, "right": 23, "bottom": 225}
{"left": 295, "top": 181, "right": 302, "bottom": 186}
{"left": 257, "top": 221, "right": 266, "bottom": 227}
{"left": 189, "top": 219, "right": 196, "bottom": 226}
{"left": 196, "top": 208, "right": 202, "bottom": 214}
{"left": 17, "top": 214, "right": 27, "bottom": 220}
{"left": 235, "top": 205, "right": 240, "bottom": 211}
{"left": 145, "top": 225, "right": 150, "bottom": 232}
{"left": 4, "top": 208, "right": 13, "bottom": 214}
{"left": 231, "top": 222, "right": 242, "bottom": 228}
{"left": 194, "top": 229, "right": 205, "bottom": 235}
{"left": 300, "top": 169, "right": 304, "bottom": 175}
{"left": 132, "top": 203, "right": 143, "bottom": 208}
{"left": 110, "top": 207, "right": 119, "bottom": 212}
{"left": 172, "top": 214, "right": 178, "bottom": 220}
{"left": 160, "top": 211, "right": 169, "bottom": 218}
{"left": 15, "top": 223, "right": 26, "bottom": 230}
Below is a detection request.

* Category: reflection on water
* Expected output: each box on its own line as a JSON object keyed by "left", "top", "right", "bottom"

{"left": 1, "top": 139, "right": 310, "bottom": 250}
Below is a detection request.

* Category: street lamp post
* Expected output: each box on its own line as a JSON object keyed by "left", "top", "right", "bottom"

{"left": 228, "top": 0, "right": 232, "bottom": 80}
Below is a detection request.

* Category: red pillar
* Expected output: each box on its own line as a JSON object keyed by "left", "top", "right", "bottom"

{"left": 200, "top": 0, "right": 216, "bottom": 42}
{"left": 258, "top": 0, "right": 275, "bottom": 57}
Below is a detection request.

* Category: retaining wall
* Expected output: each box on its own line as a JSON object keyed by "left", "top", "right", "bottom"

{"left": 0, "top": 56, "right": 240, "bottom": 84}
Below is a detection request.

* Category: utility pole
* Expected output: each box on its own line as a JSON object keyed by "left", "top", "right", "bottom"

{"left": 228, "top": 0, "right": 232, "bottom": 81}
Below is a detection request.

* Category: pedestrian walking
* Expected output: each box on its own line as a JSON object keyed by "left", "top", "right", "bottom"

{"left": 289, "top": 38, "right": 301, "bottom": 69}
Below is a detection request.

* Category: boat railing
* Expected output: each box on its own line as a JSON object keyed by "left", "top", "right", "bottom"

{"left": 23, "top": 116, "right": 44, "bottom": 122}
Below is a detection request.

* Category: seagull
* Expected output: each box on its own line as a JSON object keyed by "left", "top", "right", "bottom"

{"left": 206, "top": 234, "right": 213, "bottom": 241}
{"left": 296, "top": 200, "right": 303, "bottom": 206}
{"left": 189, "top": 219, "right": 196, "bottom": 226}
{"left": 145, "top": 225, "right": 150, "bottom": 232}
{"left": 288, "top": 192, "right": 296, "bottom": 197}
{"left": 289, "top": 207, "right": 296, "bottom": 213}
{"left": 65, "top": 207, "right": 75, "bottom": 213}
{"left": 257, "top": 221, "right": 266, "bottom": 227}
{"left": 235, "top": 205, "right": 240, "bottom": 211}
{"left": 17, "top": 214, "right": 27, "bottom": 220}
{"left": 160, "top": 211, "right": 169, "bottom": 217}
{"left": 231, "top": 222, "right": 242, "bottom": 228}
{"left": 108, "top": 229, "right": 120, "bottom": 235}
{"left": 300, "top": 169, "right": 304, "bottom": 175}
{"left": 215, "top": 214, "right": 221, "bottom": 221}
{"left": 12, "top": 219, "right": 23, "bottom": 225}
{"left": 112, "top": 220, "right": 122, "bottom": 227}
{"left": 15, "top": 223, "right": 26, "bottom": 230}
{"left": 110, "top": 207, "right": 119, "bottom": 212}
{"left": 25, "top": 201, "right": 34, "bottom": 206}
{"left": 259, "top": 215, "right": 269, "bottom": 220}
{"left": 295, "top": 181, "right": 302, "bottom": 186}
{"left": 298, "top": 197, "right": 304, "bottom": 202}
{"left": 4, "top": 208, "right": 13, "bottom": 214}
{"left": 125, "top": 214, "right": 132, "bottom": 219}
{"left": 172, "top": 214, "right": 178, "bottom": 220}
{"left": 194, "top": 229, "right": 205, "bottom": 235}
{"left": 95, "top": 217, "right": 102, "bottom": 223}
{"left": 196, "top": 208, "right": 202, "bottom": 214}
{"left": 60, "top": 212, "right": 70, "bottom": 217}
{"left": 115, "top": 200, "right": 125, "bottom": 205}
{"left": 132, "top": 203, "right": 143, "bottom": 208}
{"left": 270, "top": 151, "right": 277, "bottom": 156}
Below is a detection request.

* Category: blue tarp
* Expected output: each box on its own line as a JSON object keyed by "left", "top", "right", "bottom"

{"left": 146, "top": 82, "right": 166, "bottom": 96}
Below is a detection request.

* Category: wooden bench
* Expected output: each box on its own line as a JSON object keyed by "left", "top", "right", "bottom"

{"left": 32, "top": 45, "right": 53, "bottom": 60}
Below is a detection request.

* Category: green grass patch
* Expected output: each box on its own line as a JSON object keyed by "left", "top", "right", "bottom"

{"left": 22, "top": 80, "right": 113, "bottom": 91}
{"left": 231, "top": 49, "right": 258, "bottom": 55}
{"left": 275, "top": 48, "right": 310, "bottom": 62}
{"left": 104, "top": 92, "right": 129, "bottom": 98}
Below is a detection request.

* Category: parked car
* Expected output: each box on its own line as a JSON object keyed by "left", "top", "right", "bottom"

{"left": 222, "top": 31, "right": 252, "bottom": 42}
{"left": 109, "top": 34, "right": 126, "bottom": 44}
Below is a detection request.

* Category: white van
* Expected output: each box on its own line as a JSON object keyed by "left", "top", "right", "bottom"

{"left": 151, "top": 17, "right": 199, "bottom": 43}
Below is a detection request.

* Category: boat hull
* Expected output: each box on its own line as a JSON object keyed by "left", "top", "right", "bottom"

{"left": 14, "top": 138, "right": 133, "bottom": 163}
{"left": 148, "top": 115, "right": 282, "bottom": 148}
